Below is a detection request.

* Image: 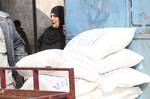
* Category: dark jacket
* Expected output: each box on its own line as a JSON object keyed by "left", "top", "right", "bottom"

{"left": 38, "top": 26, "right": 65, "bottom": 51}
{"left": 16, "top": 27, "right": 32, "bottom": 55}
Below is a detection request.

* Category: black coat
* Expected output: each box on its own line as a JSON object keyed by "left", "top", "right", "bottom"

{"left": 38, "top": 26, "right": 65, "bottom": 51}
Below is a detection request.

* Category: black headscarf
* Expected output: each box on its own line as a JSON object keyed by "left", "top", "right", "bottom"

{"left": 51, "top": 6, "right": 64, "bottom": 27}
{"left": 37, "top": 6, "right": 65, "bottom": 51}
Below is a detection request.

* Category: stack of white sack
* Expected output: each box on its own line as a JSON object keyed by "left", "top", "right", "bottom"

{"left": 16, "top": 28, "right": 150, "bottom": 99}
{"left": 62, "top": 27, "right": 150, "bottom": 99}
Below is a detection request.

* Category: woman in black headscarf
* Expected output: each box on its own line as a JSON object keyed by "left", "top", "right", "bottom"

{"left": 37, "top": 6, "right": 65, "bottom": 51}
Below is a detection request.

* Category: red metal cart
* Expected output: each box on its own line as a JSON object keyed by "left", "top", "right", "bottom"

{"left": 0, "top": 67, "right": 75, "bottom": 99}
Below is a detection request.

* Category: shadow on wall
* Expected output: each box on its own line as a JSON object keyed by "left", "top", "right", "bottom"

{"left": 36, "top": 8, "right": 51, "bottom": 40}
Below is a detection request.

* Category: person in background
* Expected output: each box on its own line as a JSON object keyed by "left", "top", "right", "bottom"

{"left": 13, "top": 20, "right": 32, "bottom": 55}
{"left": 37, "top": 6, "right": 66, "bottom": 51}
{"left": 0, "top": 11, "right": 27, "bottom": 89}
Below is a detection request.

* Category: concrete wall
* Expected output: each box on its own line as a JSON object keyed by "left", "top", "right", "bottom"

{"left": 36, "top": 0, "right": 64, "bottom": 39}
{"left": 0, "top": 0, "right": 64, "bottom": 52}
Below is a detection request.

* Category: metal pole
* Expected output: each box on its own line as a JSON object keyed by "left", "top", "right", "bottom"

{"left": 32, "top": 0, "right": 37, "bottom": 52}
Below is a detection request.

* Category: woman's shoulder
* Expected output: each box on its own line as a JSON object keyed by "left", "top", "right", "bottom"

{"left": 44, "top": 26, "right": 54, "bottom": 32}
{"left": 42, "top": 26, "right": 50, "bottom": 33}
{"left": 47, "top": 26, "right": 54, "bottom": 29}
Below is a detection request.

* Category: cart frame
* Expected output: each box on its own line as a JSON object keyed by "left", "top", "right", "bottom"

{"left": 0, "top": 67, "right": 75, "bottom": 99}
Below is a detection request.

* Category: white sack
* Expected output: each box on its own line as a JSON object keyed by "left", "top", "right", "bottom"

{"left": 62, "top": 48, "right": 99, "bottom": 82}
{"left": 96, "top": 49, "right": 144, "bottom": 74}
{"left": 97, "top": 68, "right": 150, "bottom": 92}
{"left": 68, "top": 28, "right": 136, "bottom": 62}
{"left": 16, "top": 48, "right": 99, "bottom": 82}
{"left": 100, "top": 87, "right": 142, "bottom": 99}
{"left": 21, "top": 75, "right": 97, "bottom": 97}
{"left": 16, "top": 49, "right": 63, "bottom": 77}
{"left": 65, "top": 28, "right": 105, "bottom": 47}
{"left": 77, "top": 87, "right": 141, "bottom": 99}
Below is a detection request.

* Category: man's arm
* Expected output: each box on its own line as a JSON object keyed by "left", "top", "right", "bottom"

{"left": 8, "top": 18, "right": 27, "bottom": 63}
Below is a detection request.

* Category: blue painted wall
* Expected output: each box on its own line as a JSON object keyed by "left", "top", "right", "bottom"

{"left": 65, "top": 0, "right": 129, "bottom": 35}
{"left": 65, "top": 0, "right": 150, "bottom": 99}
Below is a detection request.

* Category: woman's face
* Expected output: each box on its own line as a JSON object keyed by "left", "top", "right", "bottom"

{"left": 50, "top": 13, "right": 60, "bottom": 29}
